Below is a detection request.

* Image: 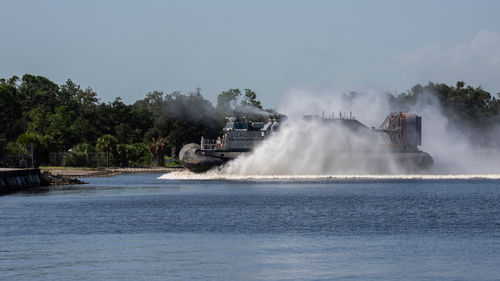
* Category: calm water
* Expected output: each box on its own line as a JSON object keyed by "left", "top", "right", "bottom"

{"left": 1, "top": 174, "right": 499, "bottom": 280}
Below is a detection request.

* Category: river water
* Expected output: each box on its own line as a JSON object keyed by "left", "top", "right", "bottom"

{"left": 1, "top": 173, "right": 499, "bottom": 280}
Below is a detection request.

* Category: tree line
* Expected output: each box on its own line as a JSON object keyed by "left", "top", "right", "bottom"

{"left": 390, "top": 81, "right": 500, "bottom": 146}
{"left": 0, "top": 74, "right": 265, "bottom": 167}
{"left": 390, "top": 81, "right": 500, "bottom": 128}
{"left": 1, "top": 74, "right": 499, "bottom": 167}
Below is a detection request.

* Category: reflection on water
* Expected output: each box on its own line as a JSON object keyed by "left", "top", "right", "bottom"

{"left": 1, "top": 173, "right": 499, "bottom": 280}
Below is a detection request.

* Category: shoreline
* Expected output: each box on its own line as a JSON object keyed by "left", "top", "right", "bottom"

{"left": 40, "top": 167, "right": 186, "bottom": 178}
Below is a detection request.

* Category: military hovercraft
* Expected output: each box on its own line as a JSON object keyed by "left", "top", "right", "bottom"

{"left": 179, "top": 113, "right": 285, "bottom": 172}
{"left": 179, "top": 112, "right": 433, "bottom": 173}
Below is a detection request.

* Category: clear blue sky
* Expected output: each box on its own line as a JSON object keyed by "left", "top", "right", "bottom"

{"left": 1, "top": 0, "right": 500, "bottom": 107}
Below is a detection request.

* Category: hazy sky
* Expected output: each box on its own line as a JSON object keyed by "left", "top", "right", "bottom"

{"left": 1, "top": 0, "right": 500, "bottom": 107}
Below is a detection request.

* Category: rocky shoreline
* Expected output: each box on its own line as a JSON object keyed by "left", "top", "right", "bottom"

{"left": 1, "top": 167, "right": 186, "bottom": 195}
{"left": 40, "top": 167, "right": 185, "bottom": 178}
{"left": 39, "top": 171, "right": 87, "bottom": 186}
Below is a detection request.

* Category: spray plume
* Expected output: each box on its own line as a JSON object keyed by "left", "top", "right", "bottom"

{"left": 162, "top": 87, "right": 500, "bottom": 179}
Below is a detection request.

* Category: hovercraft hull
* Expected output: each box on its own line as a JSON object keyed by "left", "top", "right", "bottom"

{"left": 178, "top": 143, "right": 225, "bottom": 173}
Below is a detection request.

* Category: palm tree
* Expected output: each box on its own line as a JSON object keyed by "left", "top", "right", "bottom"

{"left": 148, "top": 138, "right": 166, "bottom": 166}
{"left": 95, "top": 134, "right": 117, "bottom": 167}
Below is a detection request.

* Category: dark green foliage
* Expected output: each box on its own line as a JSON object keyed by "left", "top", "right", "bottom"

{"left": 95, "top": 134, "right": 118, "bottom": 164}
{"left": 0, "top": 137, "right": 7, "bottom": 163}
{"left": 121, "top": 143, "right": 151, "bottom": 167}
{"left": 148, "top": 138, "right": 167, "bottom": 166}
{"left": 391, "top": 81, "right": 500, "bottom": 130}
{"left": 216, "top": 88, "right": 241, "bottom": 115}
{"left": 241, "top": 89, "right": 262, "bottom": 109}
{"left": 139, "top": 88, "right": 224, "bottom": 154}
{"left": 215, "top": 88, "right": 267, "bottom": 121}
{"left": 63, "top": 143, "right": 99, "bottom": 167}
{"left": 1, "top": 73, "right": 231, "bottom": 166}
{"left": 0, "top": 79, "right": 24, "bottom": 140}
{"left": 15, "top": 132, "right": 51, "bottom": 166}
{"left": 18, "top": 74, "right": 59, "bottom": 117}
{"left": 387, "top": 81, "right": 500, "bottom": 147}
{"left": 62, "top": 142, "right": 150, "bottom": 167}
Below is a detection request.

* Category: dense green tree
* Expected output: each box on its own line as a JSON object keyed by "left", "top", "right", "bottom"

{"left": 96, "top": 134, "right": 118, "bottom": 154}
{"left": 76, "top": 86, "right": 99, "bottom": 106}
{"left": 216, "top": 88, "right": 241, "bottom": 114}
{"left": 241, "top": 89, "right": 262, "bottom": 109}
{"left": 95, "top": 134, "right": 118, "bottom": 166}
{"left": 130, "top": 101, "right": 154, "bottom": 143}
{"left": 148, "top": 138, "right": 167, "bottom": 166}
{"left": 142, "top": 90, "right": 164, "bottom": 117}
{"left": 58, "top": 79, "right": 80, "bottom": 110}
{"left": 26, "top": 108, "right": 51, "bottom": 136}
{"left": 16, "top": 132, "right": 51, "bottom": 166}
{"left": 46, "top": 106, "right": 79, "bottom": 148}
{"left": 63, "top": 143, "right": 96, "bottom": 167}
{"left": 108, "top": 97, "right": 132, "bottom": 143}
{"left": 393, "top": 81, "right": 499, "bottom": 128}
{"left": 0, "top": 79, "right": 24, "bottom": 140}
{"left": 122, "top": 143, "right": 150, "bottom": 167}
{"left": 18, "top": 74, "right": 59, "bottom": 115}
